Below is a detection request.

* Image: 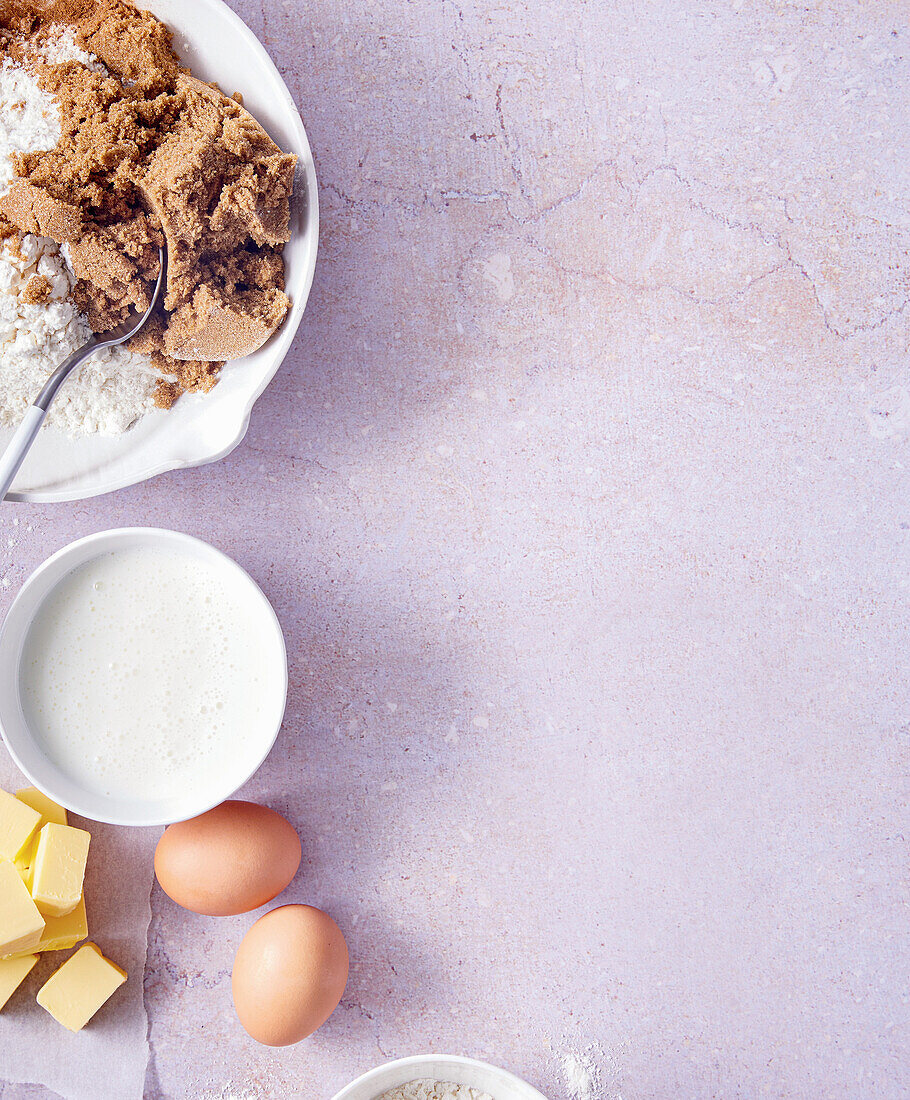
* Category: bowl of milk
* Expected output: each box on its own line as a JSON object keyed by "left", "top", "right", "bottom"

{"left": 0, "top": 528, "right": 287, "bottom": 825}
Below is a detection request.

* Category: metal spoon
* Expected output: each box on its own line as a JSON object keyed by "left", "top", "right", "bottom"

{"left": 0, "top": 244, "right": 167, "bottom": 501}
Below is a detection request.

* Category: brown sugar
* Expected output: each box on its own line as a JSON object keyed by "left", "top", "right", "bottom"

{"left": 22, "top": 273, "right": 51, "bottom": 303}
{"left": 0, "top": 0, "right": 297, "bottom": 406}
{"left": 164, "top": 284, "right": 291, "bottom": 362}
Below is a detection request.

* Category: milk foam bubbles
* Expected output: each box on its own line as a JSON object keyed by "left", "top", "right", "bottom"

{"left": 19, "top": 546, "right": 285, "bottom": 802}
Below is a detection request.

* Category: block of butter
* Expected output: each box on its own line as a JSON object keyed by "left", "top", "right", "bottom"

{"left": 0, "top": 953, "right": 38, "bottom": 1011}
{"left": 0, "top": 860, "right": 45, "bottom": 955}
{"left": 1, "top": 896, "right": 88, "bottom": 961}
{"left": 14, "top": 849, "right": 31, "bottom": 885}
{"left": 0, "top": 789, "right": 41, "bottom": 862}
{"left": 13, "top": 788, "right": 67, "bottom": 875}
{"left": 37, "top": 942, "right": 126, "bottom": 1032}
{"left": 15, "top": 788, "right": 67, "bottom": 828}
{"left": 30, "top": 823, "right": 90, "bottom": 918}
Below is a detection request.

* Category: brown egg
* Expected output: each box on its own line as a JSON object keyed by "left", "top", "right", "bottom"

{"left": 154, "top": 800, "right": 301, "bottom": 916}
{"left": 232, "top": 904, "right": 349, "bottom": 1045}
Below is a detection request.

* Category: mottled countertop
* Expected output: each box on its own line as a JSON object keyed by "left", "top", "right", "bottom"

{"left": 1, "top": 0, "right": 908, "bottom": 1097}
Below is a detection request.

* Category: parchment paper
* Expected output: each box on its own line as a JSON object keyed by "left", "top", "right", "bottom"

{"left": 0, "top": 749, "right": 155, "bottom": 1100}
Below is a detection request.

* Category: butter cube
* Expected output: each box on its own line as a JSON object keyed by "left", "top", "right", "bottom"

{"left": 30, "top": 823, "right": 90, "bottom": 918}
{"left": 14, "top": 790, "right": 67, "bottom": 873}
{"left": 15, "top": 788, "right": 67, "bottom": 828}
{"left": 14, "top": 850, "right": 31, "bottom": 884}
{"left": 2, "top": 896, "right": 88, "bottom": 960}
{"left": 0, "top": 789, "right": 41, "bottom": 862}
{"left": 0, "top": 861, "right": 45, "bottom": 955}
{"left": 0, "top": 953, "right": 38, "bottom": 1010}
{"left": 37, "top": 943, "right": 126, "bottom": 1032}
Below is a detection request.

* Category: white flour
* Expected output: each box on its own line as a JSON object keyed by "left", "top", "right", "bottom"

{"left": 561, "top": 1053, "right": 598, "bottom": 1100}
{"left": 0, "top": 29, "right": 158, "bottom": 436}
{"left": 199, "top": 1085, "right": 267, "bottom": 1100}
{"left": 375, "top": 1081, "right": 495, "bottom": 1100}
{"left": 0, "top": 57, "right": 60, "bottom": 193}
{"left": 30, "top": 24, "right": 104, "bottom": 69}
{"left": 0, "top": 233, "right": 157, "bottom": 434}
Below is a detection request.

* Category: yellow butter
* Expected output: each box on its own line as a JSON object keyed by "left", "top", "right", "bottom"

{"left": 14, "top": 850, "right": 31, "bottom": 884}
{"left": 15, "top": 789, "right": 67, "bottom": 828}
{"left": 0, "top": 953, "right": 38, "bottom": 1011}
{"left": 0, "top": 860, "right": 45, "bottom": 955}
{"left": 37, "top": 942, "right": 127, "bottom": 1032}
{"left": 1, "top": 896, "right": 88, "bottom": 960}
{"left": 30, "top": 823, "right": 90, "bottom": 918}
{"left": 13, "top": 790, "right": 67, "bottom": 878}
{"left": 0, "top": 789, "right": 41, "bottom": 862}
{"left": 37, "top": 894, "right": 88, "bottom": 953}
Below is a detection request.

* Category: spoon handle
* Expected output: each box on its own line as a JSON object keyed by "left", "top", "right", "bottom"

{"left": 0, "top": 341, "right": 102, "bottom": 501}
{"left": 0, "top": 405, "right": 48, "bottom": 500}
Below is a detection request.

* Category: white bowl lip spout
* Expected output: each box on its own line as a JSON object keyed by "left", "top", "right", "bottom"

{"left": 330, "top": 1055, "right": 550, "bottom": 1100}
{"left": 0, "top": 527, "right": 288, "bottom": 827}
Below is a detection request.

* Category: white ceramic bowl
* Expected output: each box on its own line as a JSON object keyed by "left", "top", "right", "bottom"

{"left": 3, "top": 0, "right": 318, "bottom": 501}
{"left": 330, "top": 1056, "right": 549, "bottom": 1100}
{"left": 0, "top": 528, "right": 287, "bottom": 826}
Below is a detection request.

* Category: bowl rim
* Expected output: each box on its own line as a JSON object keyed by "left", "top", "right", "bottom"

{"left": 0, "top": 527, "right": 288, "bottom": 826}
{"left": 6, "top": 0, "right": 319, "bottom": 503}
{"left": 329, "top": 1055, "right": 550, "bottom": 1100}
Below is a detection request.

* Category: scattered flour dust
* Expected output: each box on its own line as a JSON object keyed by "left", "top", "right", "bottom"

{"left": 198, "top": 1083, "right": 271, "bottom": 1100}
{"left": 207, "top": 1089, "right": 262, "bottom": 1100}
{"left": 375, "top": 1082, "right": 495, "bottom": 1100}
{"left": 557, "top": 1043, "right": 625, "bottom": 1100}
{"left": 0, "top": 26, "right": 157, "bottom": 436}
{"left": 561, "top": 1052, "right": 600, "bottom": 1100}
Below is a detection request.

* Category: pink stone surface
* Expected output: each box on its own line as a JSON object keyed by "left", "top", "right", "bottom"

{"left": 1, "top": 0, "right": 909, "bottom": 1097}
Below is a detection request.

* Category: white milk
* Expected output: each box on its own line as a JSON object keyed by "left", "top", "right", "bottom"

{"left": 18, "top": 546, "right": 285, "bottom": 802}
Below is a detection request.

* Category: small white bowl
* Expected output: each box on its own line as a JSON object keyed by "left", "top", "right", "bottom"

{"left": 0, "top": 528, "right": 287, "bottom": 826}
{"left": 330, "top": 1056, "right": 549, "bottom": 1100}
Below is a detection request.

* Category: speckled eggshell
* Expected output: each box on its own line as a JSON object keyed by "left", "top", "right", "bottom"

{"left": 231, "top": 904, "right": 349, "bottom": 1045}
{"left": 154, "top": 800, "right": 301, "bottom": 916}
